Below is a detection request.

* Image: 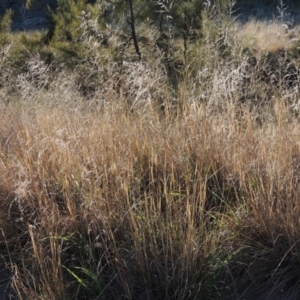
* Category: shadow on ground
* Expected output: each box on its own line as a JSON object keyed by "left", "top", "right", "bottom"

{"left": 0, "top": 257, "right": 15, "bottom": 300}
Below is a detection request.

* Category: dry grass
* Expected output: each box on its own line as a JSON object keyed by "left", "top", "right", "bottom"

{"left": 237, "top": 20, "right": 300, "bottom": 54}
{"left": 1, "top": 77, "right": 300, "bottom": 299}
{"left": 0, "top": 101, "right": 226, "bottom": 299}
{"left": 1, "top": 5, "right": 300, "bottom": 300}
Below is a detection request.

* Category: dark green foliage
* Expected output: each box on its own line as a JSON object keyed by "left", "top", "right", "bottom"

{"left": 0, "top": 9, "right": 12, "bottom": 50}
{"left": 0, "top": 0, "right": 237, "bottom": 96}
{"left": 0, "top": 9, "right": 12, "bottom": 33}
{"left": 47, "top": 0, "right": 105, "bottom": 44}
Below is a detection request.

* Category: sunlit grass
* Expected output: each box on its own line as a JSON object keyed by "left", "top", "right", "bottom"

{"left": 1, "top": 3, "right": 300, "bottom": 299}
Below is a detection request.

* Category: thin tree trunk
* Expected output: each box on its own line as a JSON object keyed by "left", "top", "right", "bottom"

{"left": 128, "top": 0, "right": 141, "bottom": 60}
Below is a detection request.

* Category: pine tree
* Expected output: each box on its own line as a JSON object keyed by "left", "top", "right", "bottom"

{"left": 46, "top": 0, "right": 105, "bottom": 44}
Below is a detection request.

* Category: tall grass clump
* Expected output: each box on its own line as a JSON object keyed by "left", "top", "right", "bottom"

{"left": 2, "top": 0, "right": 300, "bottom": 299}
{"left": 0, "top": 99, "right": 232, "bottom": 299}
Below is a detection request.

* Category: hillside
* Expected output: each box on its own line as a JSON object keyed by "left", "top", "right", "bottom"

{"left": 0, "top": 0, "right": 57, "bottom": 31}
{"left": 1, "top": 0, "right": 300, "bottom": 31}
{"left": 234, "top": 0, "right": 300, "bottom": 24}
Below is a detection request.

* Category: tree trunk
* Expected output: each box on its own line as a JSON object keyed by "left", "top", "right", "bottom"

{"left": 128, "top": 0, "right": 141, "bottom": 60}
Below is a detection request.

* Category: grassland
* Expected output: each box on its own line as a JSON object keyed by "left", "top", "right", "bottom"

{"left": 1, "top": 1, "right": 300, "bottom": 299}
